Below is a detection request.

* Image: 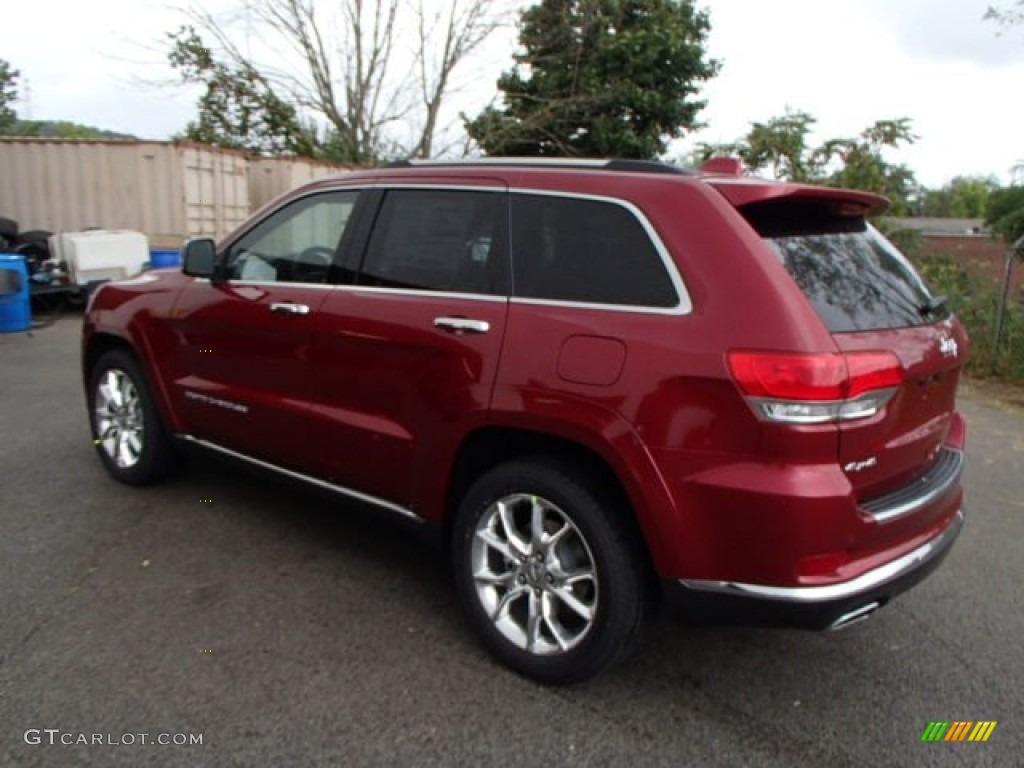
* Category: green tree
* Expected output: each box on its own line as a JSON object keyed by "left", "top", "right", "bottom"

{"left": 920, "top": 176, "right": 1000, "bottom": 218}
{"left": 0, "top": 59, "right": 20, "bottom": 132}
{"left": 699, "top": 110, "right": 819, "bottom": 181}
{"left": 985, "top": 186, "right": 1024, "bottom": 246}
{"left": 466, "top": 0, "right": 719, "bottom": 158}
{"left": 9, "top": 120, "right": 135, "bottom": 139}
{"left": 820, "top": 119, "right": 918, "bottom": 216}
{"left": 986, "top": 1, "right": 1024, "bottom": 26}
{"left": 699, "top": 112, "right": 919, "bottom": 215}
{"left": 168, "top": 26, "right": 319, "bottom": 157}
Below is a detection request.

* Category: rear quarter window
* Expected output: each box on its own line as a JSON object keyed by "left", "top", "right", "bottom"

{"left": 509, "top": 194, "right": 679, "bottom": 309}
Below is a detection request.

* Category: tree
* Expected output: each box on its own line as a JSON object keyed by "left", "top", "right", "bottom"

{"left": 168, "top": 26, "right": 318, "bottom": 156}
{"left": 698, "top": 111, "right": 919, "bottom": 215}
{"left": 10, "top": 120, "right": 136, "bottom": 139}
{"left": 985, "top": 1, "right": 1024, "bottom": 26}
{"left": 703, "top": 110, "right": 818, "bottom": 181}
{"left": 174, "top": 0, "right": 504, "bottom": 164}
{"left": 465, "top": 0, "right": 719, "bottom": 158}
{"left": 920, "top": 176, "right": 1000, "bottom": 219}
{"left": 985, "top": 186, "right": 1024, "bottom": 246}
{"left": 1, "top": 59, "right": 20, "bottom": 132}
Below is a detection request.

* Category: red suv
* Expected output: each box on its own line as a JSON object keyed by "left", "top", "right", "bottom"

{"left": 82, "top": 159, "right": 967, "bottom": 683}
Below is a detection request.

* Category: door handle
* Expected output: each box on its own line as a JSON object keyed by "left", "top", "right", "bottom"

{"left": 270, "top": 302, "right": 311, "bottom": 315}
{"left": 434, "top": 317, "right": 490, "bottom": 334}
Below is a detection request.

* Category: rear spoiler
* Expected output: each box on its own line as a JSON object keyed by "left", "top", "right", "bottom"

{"left": 705, "top": 176, "right": 890, "bottom": 218}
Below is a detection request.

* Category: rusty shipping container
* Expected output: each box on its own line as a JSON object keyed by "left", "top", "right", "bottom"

{"left": 0, "top": 138, "right": 251, "bottom": 248}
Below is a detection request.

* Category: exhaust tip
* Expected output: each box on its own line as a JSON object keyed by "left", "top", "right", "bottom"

{"left": 829, "top": 601, "right": 881, "bottom": 631}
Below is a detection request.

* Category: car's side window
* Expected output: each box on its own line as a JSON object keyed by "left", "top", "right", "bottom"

{"left": 510, "top": 194, "right": 678, "bottom": 308}
{"left": 227, "top": 191, "right": 359, "bottom": 284}
{"left": 358, "top": 189, "right": 507, "bottom": 295}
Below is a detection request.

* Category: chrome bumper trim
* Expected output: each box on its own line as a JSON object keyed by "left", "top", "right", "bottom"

{"left": 861, "top": 447, "right": 965, "bottom": 523}
{"left": 179, "top": 435, "right": 422, "bottom": 522}
{"left": 678, "top": 508, "right": 963, "bottom": 604}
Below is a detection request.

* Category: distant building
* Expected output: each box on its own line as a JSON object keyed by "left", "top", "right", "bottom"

{"left": 885, "top": 217, "right": 1021, "bottom": 302}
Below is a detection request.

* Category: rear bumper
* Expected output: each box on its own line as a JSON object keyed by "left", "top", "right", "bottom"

{"left": 666, "top": 507, "right": 964, "bottom": 630}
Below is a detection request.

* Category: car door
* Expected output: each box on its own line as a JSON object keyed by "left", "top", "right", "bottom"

{"left": 306, "top": 183, "right": 510, "bottom": 510}
{"left": 168, "top": 189, "right": 365, "bottom": 469}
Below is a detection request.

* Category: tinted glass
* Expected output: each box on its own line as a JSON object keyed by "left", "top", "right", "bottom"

{"left": 228, "top": 191, "right": 359, "bottom": 283}
{"left": 510, "top": 194, "right": 677, "bottom": 308}
{"left": 764, "top": 224, "right": 946, "bottom": 332}
{"left": 359, "top": 190, "right": 507, "bottom": 295}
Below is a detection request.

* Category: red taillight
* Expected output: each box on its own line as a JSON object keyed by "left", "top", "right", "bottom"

{"left": 727, "top": 351, "right": 903, "bottom": 424}
{"left": 844, "top": 352, "right": 903, "bottom": 397}
{"left": 727, "top": 353, "right": 847, "bottom": 400}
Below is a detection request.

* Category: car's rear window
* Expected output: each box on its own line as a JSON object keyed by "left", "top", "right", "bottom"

{"left": 743, "top": 200, "right": 947, "bottom": 332}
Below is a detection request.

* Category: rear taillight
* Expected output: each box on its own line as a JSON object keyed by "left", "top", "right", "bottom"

{"left": 727, "top": 351, "right": 902, "bottom": 424}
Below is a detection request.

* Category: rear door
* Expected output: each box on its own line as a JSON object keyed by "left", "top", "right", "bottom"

{"left": 753, "top": 206, "right": 968, "bottom": 500}
{"left": 306, "top": 183, "right": 510, "bottom": 509}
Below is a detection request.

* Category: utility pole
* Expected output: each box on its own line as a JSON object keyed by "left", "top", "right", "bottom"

{"left": 992, "top": 233, "right": 1024, "bottom": 372}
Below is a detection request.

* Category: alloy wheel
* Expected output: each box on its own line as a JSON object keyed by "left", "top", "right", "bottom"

{"left": 94, "top": 368, "right": 145, "bottom": 469}
{"left": 470, "top": 493, "right": 599, "bottom": 655}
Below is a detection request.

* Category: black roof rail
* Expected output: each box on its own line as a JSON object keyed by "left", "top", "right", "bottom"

{"left": 603, "top": 159, "right": 692, "bottom": 175}
{"left": 378, "top": 157, "right": 693, "bottom": 175}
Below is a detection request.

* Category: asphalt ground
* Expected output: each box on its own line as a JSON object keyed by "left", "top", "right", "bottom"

{"left": 1, "top": 315, "right": 1021, "bottom": 767}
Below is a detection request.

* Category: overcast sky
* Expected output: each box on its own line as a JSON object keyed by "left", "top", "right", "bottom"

{"left": 6, "top": 0, "right": 1024, "bottom": 187}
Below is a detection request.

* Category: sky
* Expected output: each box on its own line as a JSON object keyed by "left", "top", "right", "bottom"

{"left": 5, "top": 0, "right": 1024, "bottom": 188}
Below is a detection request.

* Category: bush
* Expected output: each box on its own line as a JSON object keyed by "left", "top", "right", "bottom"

{"left": 911, "top": 250, "right": 1024, "bottom": 382}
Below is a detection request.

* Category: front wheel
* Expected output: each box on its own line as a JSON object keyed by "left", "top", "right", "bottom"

{"left": 452, "top": 460, "right": 653, "bottom": 684}
{"left": 88, "top": 349, "right": 175, "bottom": 485}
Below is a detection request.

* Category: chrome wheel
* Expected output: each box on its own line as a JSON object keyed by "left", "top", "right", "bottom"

{"left": 471, "top": 493, "right": 599, "bottom": 655}
{"left": 94, "top": 368, "right": 145, "bottom": 469}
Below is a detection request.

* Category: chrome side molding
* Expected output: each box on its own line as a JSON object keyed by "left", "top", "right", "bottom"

{"left": 178, "top": 435, "right": 421, "bottom": 522}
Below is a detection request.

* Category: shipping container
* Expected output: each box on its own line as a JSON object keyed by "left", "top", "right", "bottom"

{"left": 0, "top": 139, "right": 251, "bottom": 248}
{"left": 249, "top": 156, "right": 356, "bottom": 210}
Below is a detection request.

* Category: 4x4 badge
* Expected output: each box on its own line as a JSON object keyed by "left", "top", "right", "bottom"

{"left": 939, "top": 335, "right": 958, "bottom": 358}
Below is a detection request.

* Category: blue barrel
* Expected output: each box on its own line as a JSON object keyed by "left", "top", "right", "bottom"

{"left": 150, "top": 249, "right": 181, "bottom": 269}
{"left": 0, "top": 253, "right": 31, "bottom": 333}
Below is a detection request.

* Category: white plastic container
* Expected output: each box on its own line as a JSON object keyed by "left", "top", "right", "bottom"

{"left": 49, "top": 230, "right": 150, "bottom": 286}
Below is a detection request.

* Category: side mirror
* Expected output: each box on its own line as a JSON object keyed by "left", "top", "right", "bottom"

{"left": 182, "top": 238, "right": 219, "bottom": 279}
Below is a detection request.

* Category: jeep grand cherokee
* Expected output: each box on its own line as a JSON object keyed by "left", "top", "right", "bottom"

{"left": 82, "top": 158, "right": 966, "bottom": 683}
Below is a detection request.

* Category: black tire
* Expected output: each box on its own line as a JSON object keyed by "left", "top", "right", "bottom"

{"left": 14, "top": 241, "right": 49, "bottom": 274}
{"left": 0, "top": 217, "right": 16, "bottom": 240}
{"left": 451, "top": 459, "right": 653, "bottom": 684}
{"left": 16, "top": 229, "right": 52, "bottom": 245}
{"left": 88, "top": 349, "right": 176, "bottom": 485}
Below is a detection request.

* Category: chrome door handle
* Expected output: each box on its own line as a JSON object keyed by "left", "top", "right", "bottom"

{"left": 270, "top": 302, "right": 311, "bottom": 315}
{"left": 434, "top": 317, "right": 490, "bottom": 334}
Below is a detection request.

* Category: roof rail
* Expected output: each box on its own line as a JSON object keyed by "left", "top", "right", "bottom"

{"left": 383, "top": 157, "right": 692, "bottom": 175}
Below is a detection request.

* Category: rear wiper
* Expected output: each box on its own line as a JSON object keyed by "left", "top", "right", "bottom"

{"left": 919, "top": 294, "right": 948, "bottom": 317}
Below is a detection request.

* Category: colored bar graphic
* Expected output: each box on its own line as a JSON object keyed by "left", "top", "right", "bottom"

{"left": 921, "top": 721, "right": 997, "bottom": 742}
{"left": 968, "top": 722, "right": 998, "bottom": 742}
{"left": 944, "top": 721, "right": 972, "bottom": 741}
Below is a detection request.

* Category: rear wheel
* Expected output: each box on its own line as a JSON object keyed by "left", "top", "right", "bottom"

{"left": 452, "top": 459, "right": 652, "bottom": 684}
{"left": 88, "top": 349, "right": 175, "bottom": 485}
